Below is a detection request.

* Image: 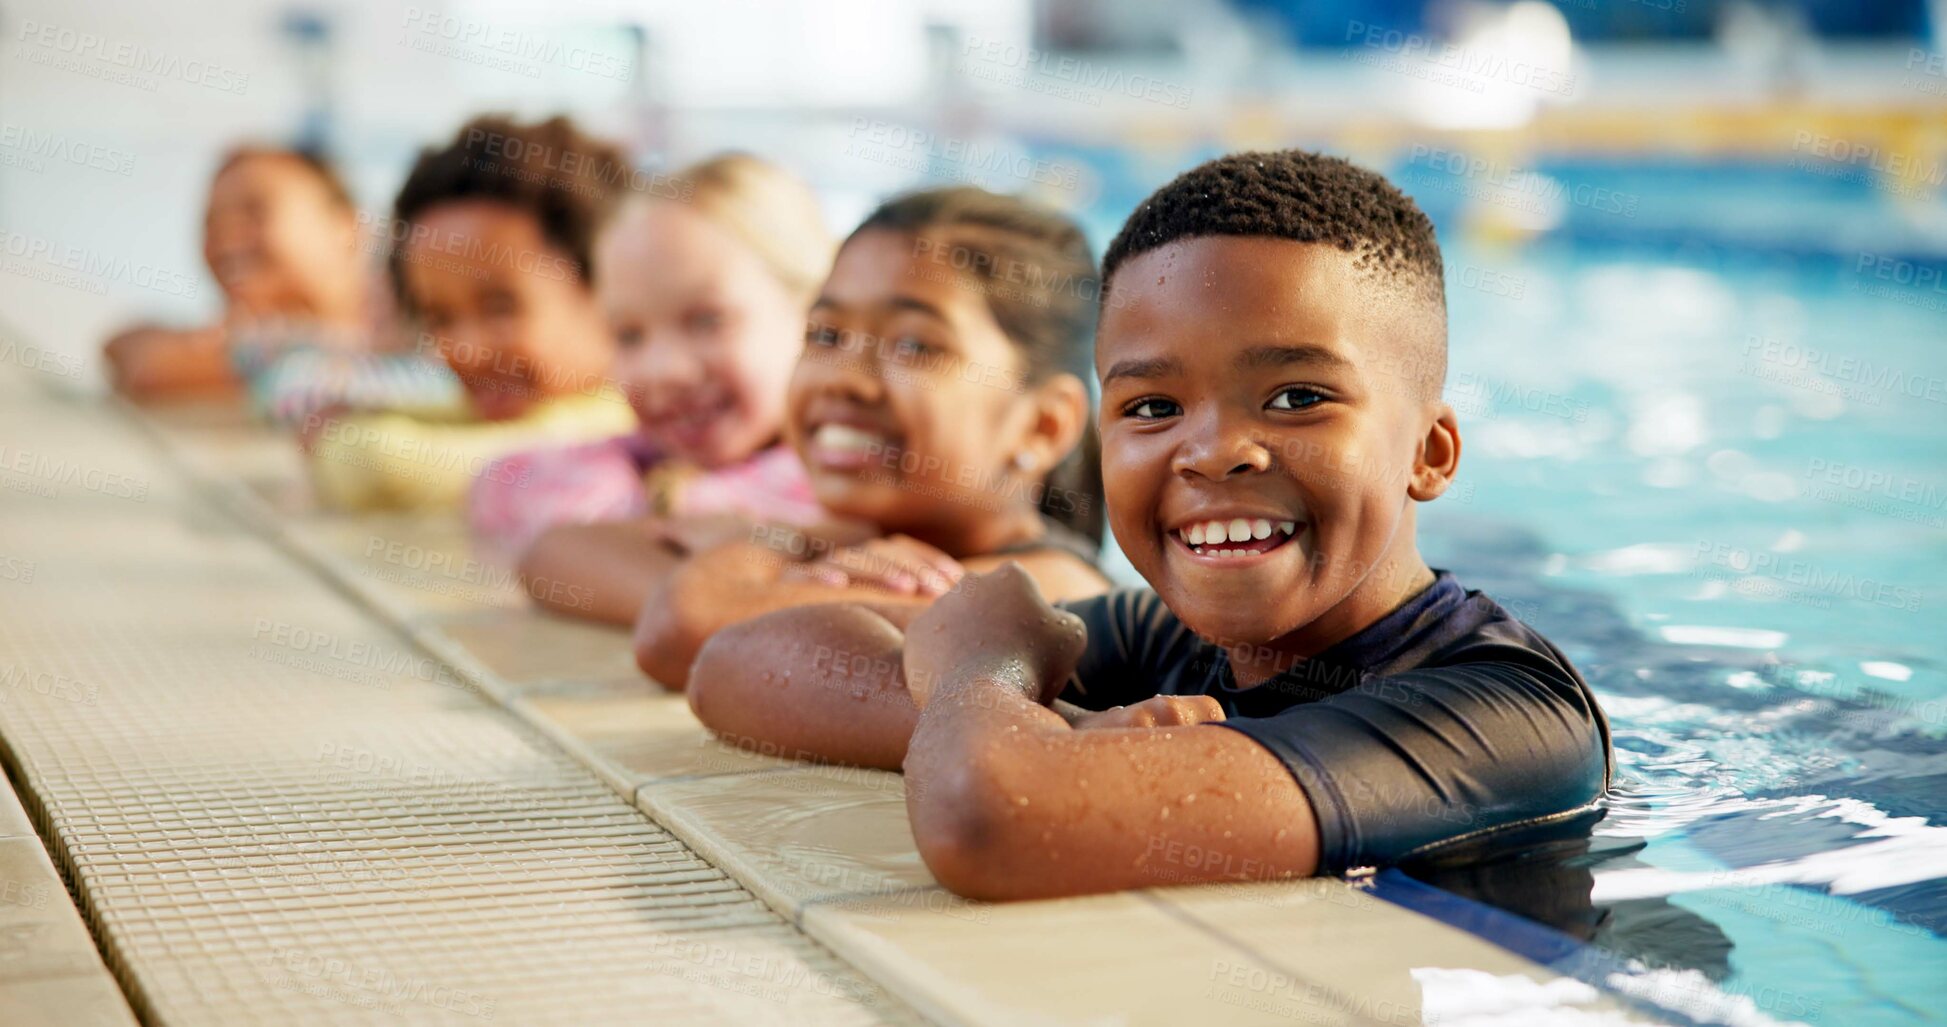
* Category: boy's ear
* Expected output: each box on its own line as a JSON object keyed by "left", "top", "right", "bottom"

{"left": 1408, "top": 403, "right": 1461, "bottom": 502}
{"left": 1015, "top": 373, "right": 1089, "bottom": 476}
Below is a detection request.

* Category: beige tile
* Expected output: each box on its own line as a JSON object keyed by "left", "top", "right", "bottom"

{"left": 1155, "top": 881, "right": 1651, "bottom": 1024}
{"left": 0, "top": 839, "right": 114, "bottom": 984}
{"left": 0, "top": 786, "right": 35, "bottom": 841}
{"left": 641, "top": 765, "right": 927, "bottom": 917}
{"left": 422, "top": 608, "right": 637, "bottom": 691}
{"left": 517, "top": 688, "right": 799, "bottom": 793}
{"left": 804, "top": 888, "right": 1367, "bottom": 1027}
{"left": 293, "top": 516, "right": 524, "bottom": 620}
{"left": 0, "top": 973, "right": 139, "bottom": 1027}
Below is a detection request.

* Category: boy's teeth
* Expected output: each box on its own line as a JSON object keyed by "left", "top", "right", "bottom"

{"left": 1179, "top": 517, "right": 1303, "bottom": 552}
{"left": 812, "top": 423, "right": 888, "bottom": 453}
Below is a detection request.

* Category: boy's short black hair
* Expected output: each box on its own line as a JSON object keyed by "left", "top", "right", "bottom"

{"left": 1102, "top": 150, "right": 1444, "bottom": 312}
{"left": 388, "top": 114, "right": 628, "bottom": 306}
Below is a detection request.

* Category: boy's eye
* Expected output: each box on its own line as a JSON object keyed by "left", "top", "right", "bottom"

{"left": 1268, "top": 386, "right": 1325, "bottom": 411}
{"left": 1124, "top": 397, "right": 1180, "bottom": 420}
{"left": 683, "top": 308, "right": 725, "bottom": 335}
{"left": 805, "top": 323, "right": 841, "bottom": 348}
{"left": 614, "top": 325, "right": 645, "bottom": 350}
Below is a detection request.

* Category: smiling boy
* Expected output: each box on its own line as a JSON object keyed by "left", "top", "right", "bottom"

{"left": 688, "top": 150, "right": 1611, "bottom": 900}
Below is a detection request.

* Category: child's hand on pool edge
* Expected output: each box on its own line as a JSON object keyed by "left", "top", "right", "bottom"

{"left": 902, "top": 562, "right": 1085, "bottom": 710}
{"left": 781, "top": 534, "right": 964, "bottom": 596}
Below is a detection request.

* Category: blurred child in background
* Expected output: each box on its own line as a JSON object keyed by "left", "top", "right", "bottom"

{"left": 479, "top": 155, "right": 837, "bottom": 620}
{"left": 305, "top": 115, "right": 635, "bottom": 511}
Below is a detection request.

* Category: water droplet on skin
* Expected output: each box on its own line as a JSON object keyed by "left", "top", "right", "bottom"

{"left": 759, "top": 671, "right": 773, "bottom": 684}
{"left": 1013, "top": 796, "right": 1030, "bottom": 807}
{"left": 1181, "top": 794, "right": 1198, "bottom": 805}
{"left": 1159, "top": 807, "right": 1170, "bottom": 820}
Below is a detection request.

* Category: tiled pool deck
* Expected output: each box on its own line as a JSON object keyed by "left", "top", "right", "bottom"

{"left": 0, "top": 361, "right": 1665, "bottom": 1025}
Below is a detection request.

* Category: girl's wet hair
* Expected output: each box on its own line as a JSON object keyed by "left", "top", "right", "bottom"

{"left": 388, "top": 114, "right": 629, "bottom": 312}
{"left": 851, "top": 186, "right": 1105, "bottom": 547}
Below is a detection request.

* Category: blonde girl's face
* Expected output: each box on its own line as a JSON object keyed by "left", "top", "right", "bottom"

{"left": 785, "top": 229, "right": 1044, "bottom": 537}
{"left": 597, "top": 202, "right": 806, "bottom": 468}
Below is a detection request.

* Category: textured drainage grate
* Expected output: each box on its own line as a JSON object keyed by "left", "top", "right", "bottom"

{"left": 0, "top": 372, "right": 917, "bottom": 1025}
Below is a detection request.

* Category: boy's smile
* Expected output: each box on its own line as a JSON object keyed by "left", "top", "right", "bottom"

{"left": 1097, "top": 236, "right": 1459, "bottom": 681}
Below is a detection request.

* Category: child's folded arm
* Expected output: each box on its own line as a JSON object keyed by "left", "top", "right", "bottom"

{"left": 899, "top": 565, "right": 1320, "bottom": 901}
{"left": 517, "top": 520, "right": 683, "bottom": 626}
{"left": 905, "top": 668, "right": 1321, "bottom": 902}
{"left": 633, "top": 540, "right": 930, "bottom": 691}
{"left": 687, "top": 603, "right": 922, "bottom": 770}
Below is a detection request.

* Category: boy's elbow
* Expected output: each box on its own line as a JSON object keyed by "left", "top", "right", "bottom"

{"left": 908, "top": 743, "right": 1043, "bottom": 902}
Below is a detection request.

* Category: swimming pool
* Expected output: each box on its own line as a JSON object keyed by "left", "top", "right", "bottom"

{"left": 1382, "top": 160, "right": 1943, "bottom": 1025}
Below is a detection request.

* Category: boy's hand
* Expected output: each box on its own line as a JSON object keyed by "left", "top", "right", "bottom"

{"left": 782, "top": 534, "right": 964, "bottom": 596}
{"left": 1069, "top": 695, "right": 1225, "bottom": 730}
{"left": 903, "top": 563, "right": 1085, "bottom": 709}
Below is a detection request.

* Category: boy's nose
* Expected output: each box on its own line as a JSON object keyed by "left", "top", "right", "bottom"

{"left": 1173, "top": 415, "right": 1272, "bottom": 481}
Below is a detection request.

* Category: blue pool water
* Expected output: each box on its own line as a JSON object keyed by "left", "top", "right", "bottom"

{"left": 1420, "top": 228, "right": 1946, "bottom": 1026}
{"left": 1064, "top": 154, "right": 1946, "bottom": 1024}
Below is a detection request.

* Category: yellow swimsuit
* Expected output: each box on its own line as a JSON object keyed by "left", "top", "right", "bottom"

{"left": 307, "top": 389, "right": 637, "bottom": 512}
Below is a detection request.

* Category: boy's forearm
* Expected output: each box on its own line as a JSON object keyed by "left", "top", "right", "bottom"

{"left": 518, "top": 522, "right": 678, "bottom": 626}
{"left": 688, "top": 603, "right": 920, "bottom": 769}
{"left": 906, "top": 673, "right": 1321, "bottom": 901}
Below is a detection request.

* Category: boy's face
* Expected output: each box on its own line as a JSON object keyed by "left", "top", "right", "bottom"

{"left": 1097, "top": 236, "right": 1455, "bottom": 651}
{"left": 404, "top": 200, "right": 614, "bottom": 421}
